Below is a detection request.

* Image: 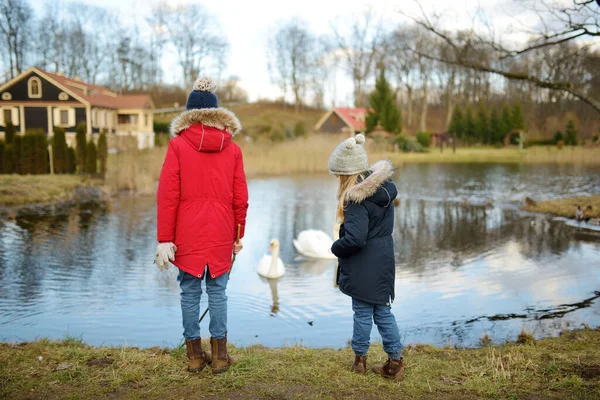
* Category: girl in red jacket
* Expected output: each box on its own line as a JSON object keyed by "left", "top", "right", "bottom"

{"left": 155, "top": 77, "right": 248, "bottom": 374}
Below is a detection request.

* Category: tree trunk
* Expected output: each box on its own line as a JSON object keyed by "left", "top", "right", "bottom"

{"left": 445, "top": 69, "right": 456, "bottom": 129}
{"left": 420, "top": 79, "right": 428, "bottom": 132}
{"left": 406, "top": 85, "right": 413, "bottom": 129}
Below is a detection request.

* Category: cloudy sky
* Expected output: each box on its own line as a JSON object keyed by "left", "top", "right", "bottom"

{"left": 32, "top": 0, "right": 544, "bottom": 104}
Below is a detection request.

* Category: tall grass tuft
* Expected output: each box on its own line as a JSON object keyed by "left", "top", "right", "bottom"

{"left": 104, "top": 148, "right": 166, "bottom": 195}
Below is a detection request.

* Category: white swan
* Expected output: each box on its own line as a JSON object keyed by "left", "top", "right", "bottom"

{"left": 258, "top": 239, "right": 286, "bottom": 279}
{"left": 293, "top": 224, "right": 340, "bottom": 260}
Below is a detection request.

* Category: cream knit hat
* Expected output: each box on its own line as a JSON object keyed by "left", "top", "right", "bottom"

{"left": 328, "top": 134, "right": 369, "bottom": 175}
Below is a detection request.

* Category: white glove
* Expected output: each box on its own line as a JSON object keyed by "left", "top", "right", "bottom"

{"left": 155, "top": 242, "right": 177, "bottom": 271}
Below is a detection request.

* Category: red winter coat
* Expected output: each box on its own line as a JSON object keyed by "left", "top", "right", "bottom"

{"left": 157, "top": 108, "right": 248, "bottom": 279}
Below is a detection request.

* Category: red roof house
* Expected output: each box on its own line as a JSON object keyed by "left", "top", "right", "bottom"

{"left": 315, "top": 107, "right": 368, "bottom": 134}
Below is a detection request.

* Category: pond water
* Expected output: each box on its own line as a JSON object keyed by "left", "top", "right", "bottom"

{"left": 1, "top": 163, "right": 600, "bottom": 349}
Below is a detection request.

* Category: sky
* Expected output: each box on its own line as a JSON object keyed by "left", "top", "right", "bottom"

{"left": 30, "top": 0, "right": 554, "bottom": 105}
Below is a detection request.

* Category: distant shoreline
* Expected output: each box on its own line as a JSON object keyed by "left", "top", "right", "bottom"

{"left": 522, "top": 195, "right": 600, "bottom": 220}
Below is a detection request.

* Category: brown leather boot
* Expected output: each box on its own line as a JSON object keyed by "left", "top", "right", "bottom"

{"left": 185, "top": 338, "right": 211, "bottom": 372}
{"left": 351, "top": 355, "right": 367, "bottom": 374}
{"left": 210, "top": 336, "right": 235, "bottom": 374}
{"left": 373, "top": 358, "right": 406, "bottom": 380}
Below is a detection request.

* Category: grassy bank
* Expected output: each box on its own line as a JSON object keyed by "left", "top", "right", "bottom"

{"left": 0, "top": 174, "right": 102, "bottom": 207}
{"left": 1, "top": 328, "right": 599, "bottom": 399}
{"left": 523, "top": 195, "right": 600, "bottom": 219}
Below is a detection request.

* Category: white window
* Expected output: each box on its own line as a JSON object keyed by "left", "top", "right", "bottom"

{"left": 60, "top": 110, "right": 69, "bottom": 125}
{"left": 0, "top": 107, "right": 19, "bottom": 126}
{"left": 28, "top": 77, "right": 42, "bottom": 99}
{"left": 53, "top": 107, "right": 76, "bottom": 127}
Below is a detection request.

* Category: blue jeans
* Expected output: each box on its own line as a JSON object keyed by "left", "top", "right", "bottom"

{"left": 352, "top": 297, "right": 403, "bottom": 359}
{"left": 178, "top": 267, "right": 228, "bottom": 340}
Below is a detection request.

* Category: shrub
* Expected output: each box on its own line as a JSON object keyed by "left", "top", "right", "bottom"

{"left": 66, "top": 147, "right": 77, "bottom": 174}
{"left": 557, "top": 140, "right": 565, "bottom": 150}
{"left": 402, "top": 139, "right": 424, "bottom": 153}
{"left": 415, "top": 131, "right": 431, "bottom": 148}
{"left": 4, "top": 121, "right": 15, "bottom": 144}
{"left": 153, "top": 121, "right": 170, "bottom": 134}
{"left": 52, "top": 127, "right": 68, "bottom": 174}
{"left": 85, "top": 140, "right": 97, "bottom": 174}
{"left": 155, "top": 133, "right": 170, "bottom": 147}
{"left": 526, "top": 138, "right": 554, "bottom": 146}
{"left": 2, "top": 143, "right": 14, "bottom": 174}
{"left": 284, "top": 126, "right": 293, "bottom": 140}
{"left": 270, "top": 127, "right": 285, "bottom": 143}
{"left": 97, "top": 131, "right": 108, "bottom": 176}
{"left": 76, "top": 122, "right": 87, "bottom": 174}
{"left": 293, "top": 121, "right": 307, "bottom": 138}
{"left": 493, "top": 142, "right": 504, "bottom": 149}
{"left": 21, "top": 131, "right": 48, "bottom": 175}
{"left": 553, "top": 131, "right": 564, "bottom": 145}
{"left": 564, "top": 119, "right": 578, "bottom": 146}
{"left": 0, "top": 141, "right": 4, "bottom": 173}
{"left": 20, "top": 134, "right": 35, "bottom": 174}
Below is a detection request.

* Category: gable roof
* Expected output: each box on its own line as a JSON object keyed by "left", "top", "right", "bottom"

{"left": 0, "top": 67, "right": 154, "bottom": 110}
{"left": 333, "top": 107, "right": 367, "bottom": 130}
{"left": 314, "top": 107, "right": 368, "bottom": 132}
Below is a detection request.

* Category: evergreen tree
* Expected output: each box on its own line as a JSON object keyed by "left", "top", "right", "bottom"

{"left": 52, "top": 127, "right": 68, "bottom": 174}
{"left": 475, "top": 105, "right": 489, "bottom": 144}
{"left": 366, "top": 69, "right": 401, "bottom": 134}
{"left": 67, "top": 147, "right": 77, "bottom": 174}
{"left": 85, "top": 140, "right": 97, "bottom": 174}
{"left": 2, "top": 144, "right": 13, "bottom": 174}
{"left": 5, "top": 121, "right": 15, "bottom": 144}
{"left": 464, "top": 106, "right": 476, "bottom": 144}
{"left": 564, "top": 120, "right": 578, "bottom": 145}
{"left": 12, "top": 135, "right": 23, "bottom": 174}
{"left": 97, "top": 131, "right": 108, "bottom": 175}
{"left": 499, "top": 105, "right": 512, "bottom": 139}
{"left": 0, "top": 141, "right": 4, "bottom": 174}
{"left": 511, "top": 103, "right": 526, "bottom": 131}
{"left": 553, "top": 131, "right": 564, "bottom": 144}
{"left": 76, "top": 123, "right": 87, "bottom": 174}
{"left": 448, "top": 105, "right": 465, "bottom": 140}
{"left": 35, "top": 133, "right": 49, "bottom": 174}
{"left": 20, "top": 134, "right": 35, "bottom": 175}
{"left": 489, "top": 107, "right": 501, "bottom": 144}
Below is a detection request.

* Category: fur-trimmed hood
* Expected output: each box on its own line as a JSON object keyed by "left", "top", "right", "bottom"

{"left": 346, "top": 160, "right": 396, "bottom": 205}
{"left": 170, "top": 108, "right": 242, "bottom": 137}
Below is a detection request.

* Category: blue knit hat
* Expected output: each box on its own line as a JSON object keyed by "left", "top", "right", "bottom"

{"left": 186, "top": 77, "right": 218, "bottom": 110}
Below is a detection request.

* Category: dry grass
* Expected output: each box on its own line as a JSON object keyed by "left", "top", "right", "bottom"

{"left": 1, "top": 328, "right": 600, "bottom": 399}
{"left": 104, "top": 148, "right": 166, "bottom": 195}
{"left": 0, "top": 174, "right": 102, "bottom": 206}
{"left": 523, "top": 195, "right": 600, "bottom": 219}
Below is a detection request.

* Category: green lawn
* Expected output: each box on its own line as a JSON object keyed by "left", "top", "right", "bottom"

{"left": 1, "top": 328, "right": 600, "bottom": 399}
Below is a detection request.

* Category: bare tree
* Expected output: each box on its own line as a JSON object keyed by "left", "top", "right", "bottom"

{"left": 267, "top": 19, "right": 314, "bottom": 112}
{"left": 216, "top": 75, "right": 248, "bottom": 104}
{"left": 0, "top": 0, "right": 33, "bottom": 78}
{"left": 400, "top": 0, "right": 600, "bottom": 114}
{"left": 332, "top": 9, "right": 386, "bottom": 107}
{"left": 154, "top": 2, "right": 228, "bottom": 86}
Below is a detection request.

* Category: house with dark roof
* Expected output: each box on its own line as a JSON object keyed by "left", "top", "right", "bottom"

{"left": 314, "top": 107, "right": 367, "bottom": 134}
{"left": 0, "top": 67, "right": 155, "bottom": 149}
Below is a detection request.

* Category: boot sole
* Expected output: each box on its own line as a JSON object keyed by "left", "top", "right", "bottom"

{"left": 211, "top": 365, "right": 230, "bottom": 374}
{"left": 188, "top": 363, "right": 208, "bottom": 373}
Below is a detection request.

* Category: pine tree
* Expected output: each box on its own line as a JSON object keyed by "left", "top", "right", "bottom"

{"left": 12, "top": 135, "right": 22, "bottom": 174}
{"left": 97, "top": 131, "right": 108, "bottom": 176}
{"left": 85, "top": 140, "right": 97, "bottom": 174}
{"left": 448, "top": 105, "right": 465, "bottom": 140}
{"left": 475, "top": 105, "right": 489, "bottom": 144}
{"left": 35, "top": 133, "right": 49, "bottom": 174}
{"left": 5, "top": 121, "right": 15, "bottom": 144}
{"left": 553, "top": 131, "right": 564, "bottom": 144}
{"left": 366, "top": 69, "right": 401, "bottom": 134}
{"left": 76, "top": 123, "right": 87, "bottom": 174}
{"left": 0, "top": 141, "right": 4, "bottom": 174}
{"left": 67, "top": 147, "right": 77, "bottom": 174}
{"left": 511, "top": 103, "right": 526, "bottom": 131}
{"left": 564, "top": 119, "right": 578, "bottom": 145}
{"left": 465, "top": 106, "right": 476, "bottom": 144}
{"left": 489, "top": 107, "right": 501, "bottom": 144}
{"left": 499, "top": 105, "right": 512, "bottom": 138}
{"left": 20, "top": 134, "right": 35, "bottom": 175}
{"left": 2, "top": 144, "right": 13, "bottom": 174}
{"left": 52, "top": 127, "right": 68, "bottom": 174}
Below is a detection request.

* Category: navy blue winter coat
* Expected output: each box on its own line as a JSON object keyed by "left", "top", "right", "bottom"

{"left": 331, "top": 160, "right": 398, "bottom": 306}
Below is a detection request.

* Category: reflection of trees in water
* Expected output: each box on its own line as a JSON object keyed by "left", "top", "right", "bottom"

{"left": 394, "top": 200, "right": 574, "bottom": 274}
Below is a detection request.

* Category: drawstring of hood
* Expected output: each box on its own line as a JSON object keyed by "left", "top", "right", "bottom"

{"left": 219, "top": 130, "right": 225, "bottom": 152}
{"left": 198, "top": 125, "right": 206, "bottom": 151}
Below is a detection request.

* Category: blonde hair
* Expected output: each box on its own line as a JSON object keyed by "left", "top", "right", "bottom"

{"left": 336, "top": 174, "right": 361, "bottom": 222}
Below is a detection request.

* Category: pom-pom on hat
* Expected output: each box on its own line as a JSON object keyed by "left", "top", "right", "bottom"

{"left": 328, "top": 134, "right": 369, "bottom": 175}
{"left": 186, "top": 77, "right": 218, "bottom": 110}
